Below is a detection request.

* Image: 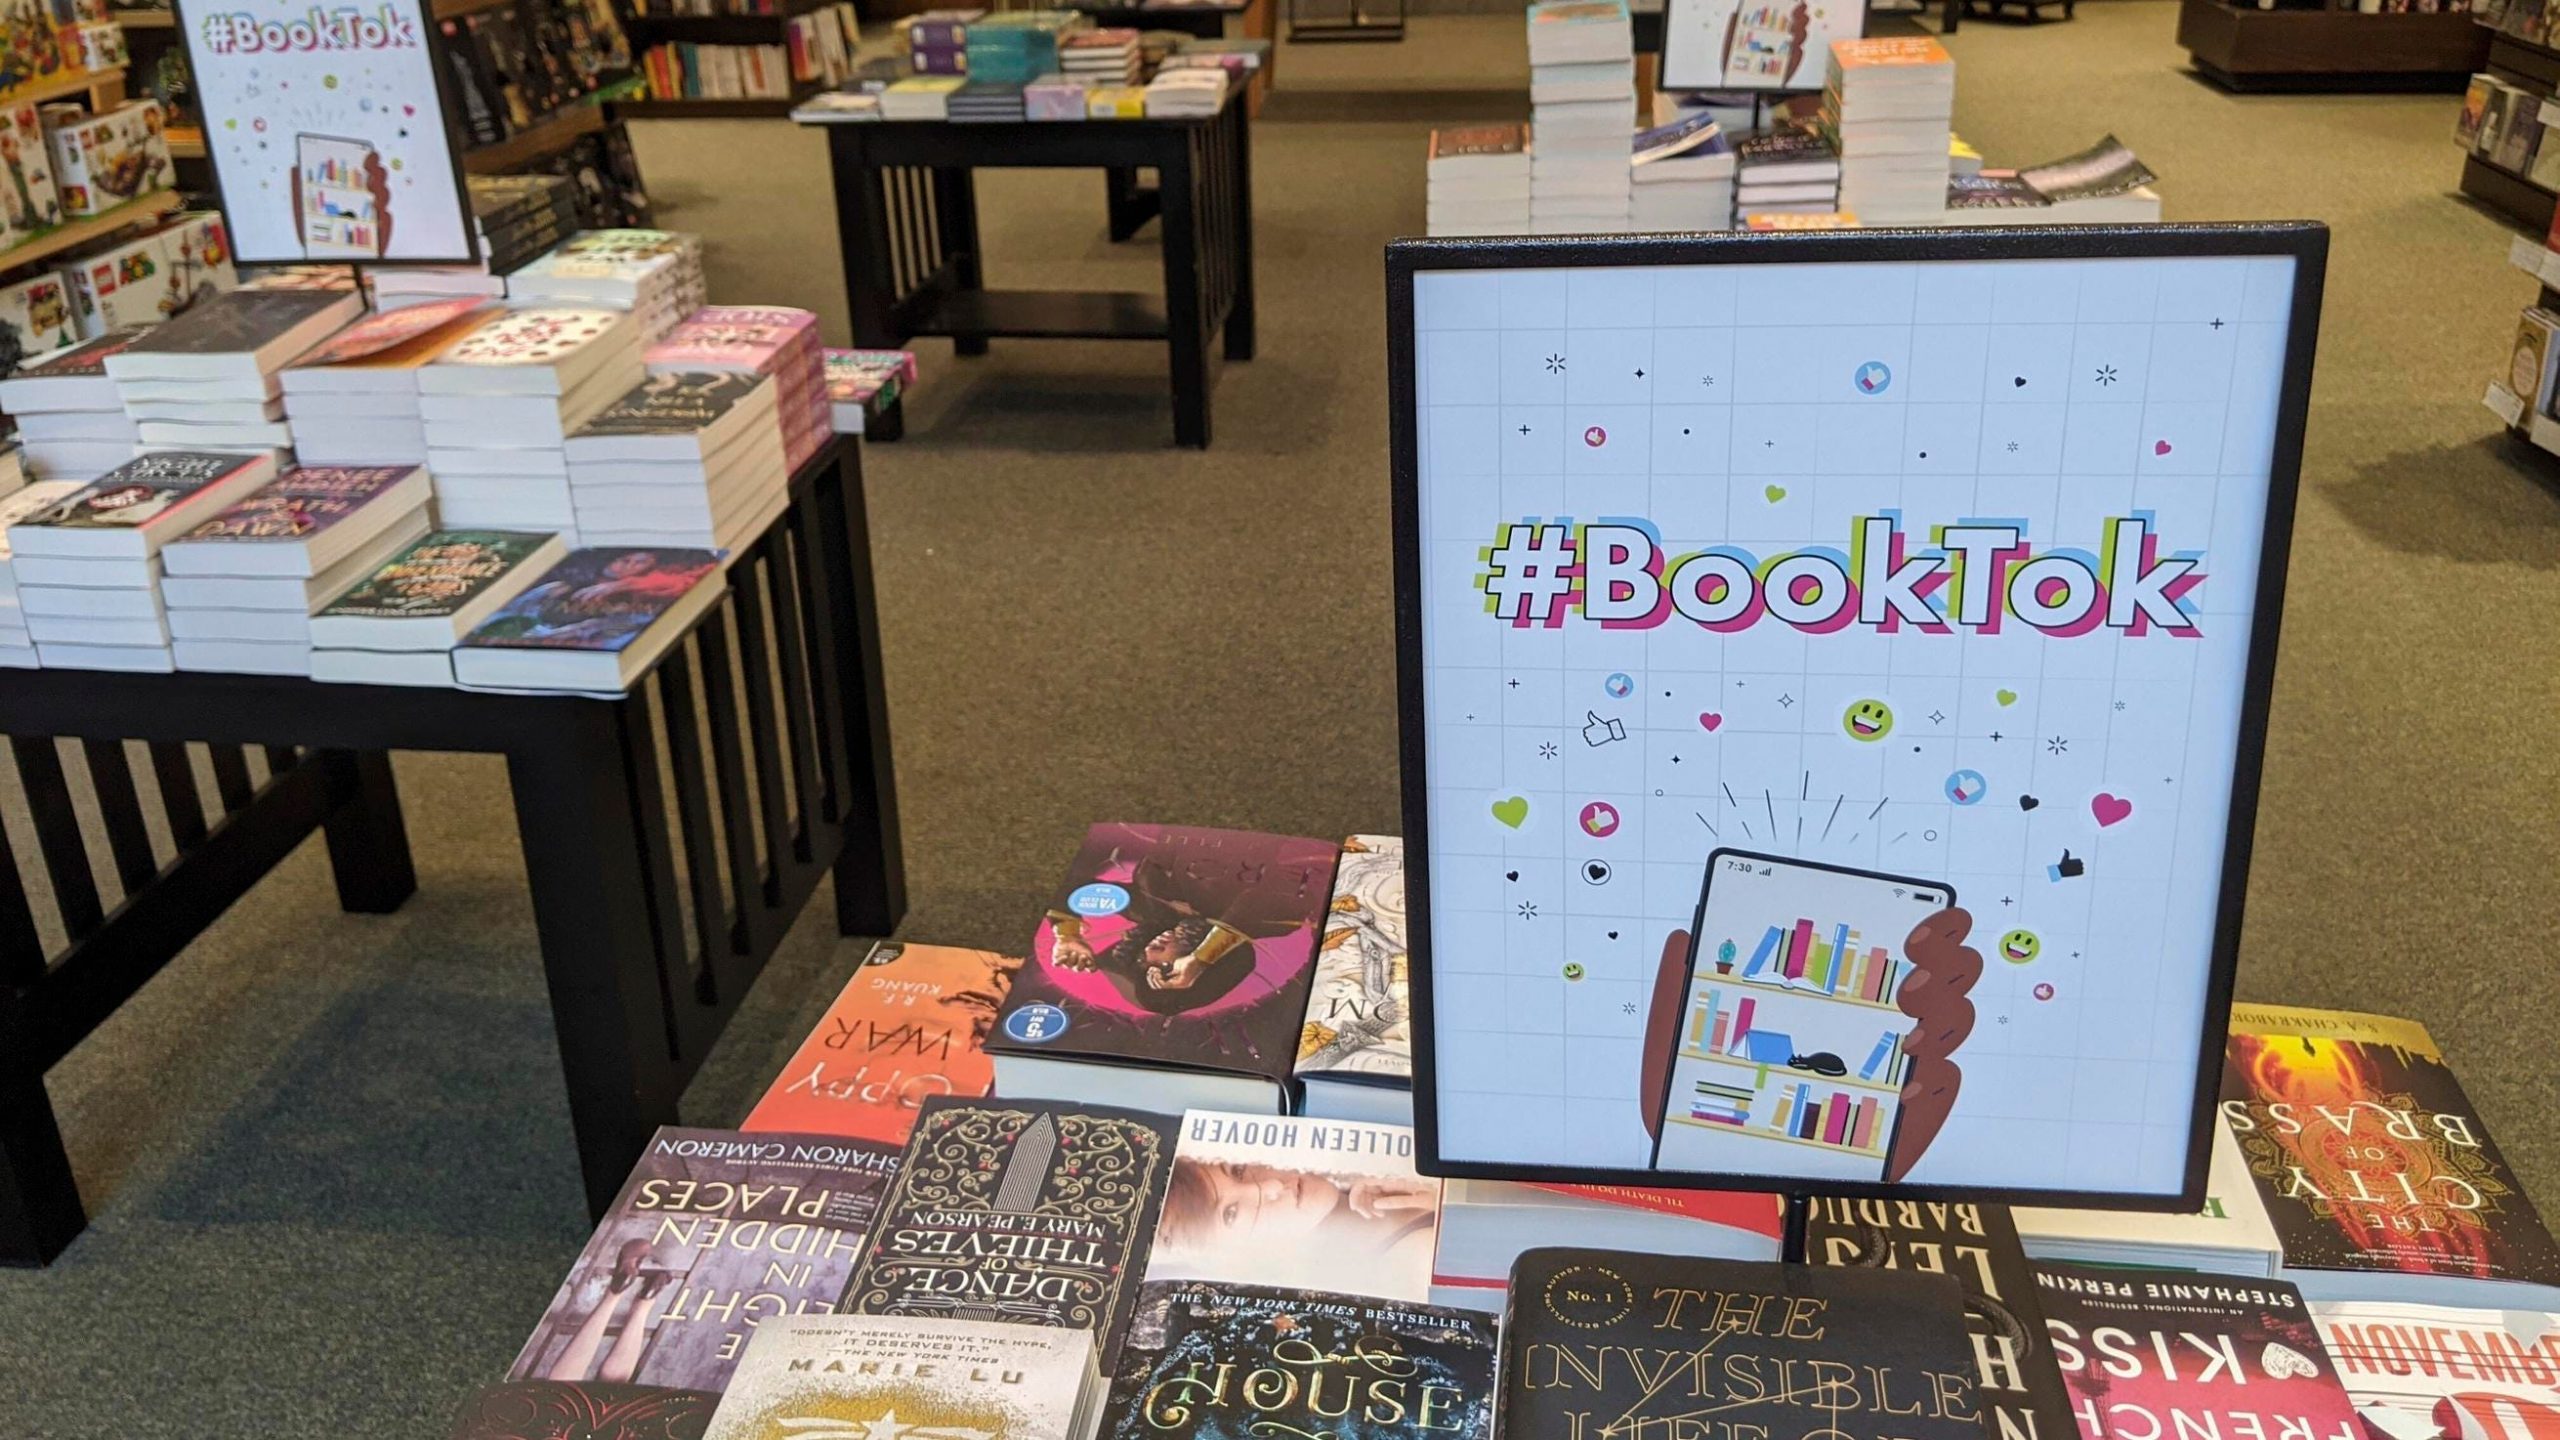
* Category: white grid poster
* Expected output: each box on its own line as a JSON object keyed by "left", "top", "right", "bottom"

{"left": 1409, "top": 250, "right": 2302, "bottom": 1197}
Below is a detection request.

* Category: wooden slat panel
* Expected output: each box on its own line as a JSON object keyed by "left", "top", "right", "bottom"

{"left": 692, "top": 612, "right": 764, "bottom": 952}
{"left": 653, "top": 647, "right": 734, "bottom": 997}
{"left": 207, "top": 744, "right": 253, "bottom": 811}
{"left": 729, "top": 550, "right": 796, "bottom": 890}
{"left": 786, "top": 508, "right": 852, "bottom": 826}
{"left": 8, "top": 739, "right": 101, "bottom": 939}
{"left": 81, "top": 741, "right": 159, "bottom": 895}
{"left": 763, "top": 531, "right": 823, "bottom": 861}
{"left": 146, "top": 742, "right": 207, "bottom": 850}
{"left": 261, "top": 745, "right": 298, "bottom": 778}
{"left": 0, "top": 807, "right": 45, "bottom": 984}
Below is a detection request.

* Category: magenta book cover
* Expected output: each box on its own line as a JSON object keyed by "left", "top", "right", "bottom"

{"left": 647, "top": 307, "right": 819, "bottom": 374}
{"left": 181, "top": 465, "right": 419, "bottom": 542}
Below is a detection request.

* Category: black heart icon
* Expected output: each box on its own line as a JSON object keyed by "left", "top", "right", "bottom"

{"left": 1607, "top": 930, "right": 1619, "bottom": 940}
{"left": 2018, "top": 795, "right": 2040, "bottom": 811}
{"left": 2012, "top": 376, "right": 2027, "bottom": 387}
{"left": 1506, "top": 870, "right": 1519, "bottom": 881}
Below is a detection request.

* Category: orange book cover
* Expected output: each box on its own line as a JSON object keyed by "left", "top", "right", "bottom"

{"left": 741, "top": 940, "right": 1021, "bottom": 1145}
{"left": 1832, "top": 36, "right": 1952, "bottom": 69}
{"left": 1524, "top": 1182, "right": 1786, "bottom": 1238}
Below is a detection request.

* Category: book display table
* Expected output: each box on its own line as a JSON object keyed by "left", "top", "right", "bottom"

{"left": 805, "top": 77, "right": 1256, "bottom": 448}
{"left": 0, "top": 439, "right": 905, "bottom": 1267}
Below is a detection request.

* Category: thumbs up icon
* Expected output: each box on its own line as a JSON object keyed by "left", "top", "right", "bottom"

{"left": 1581, "top": 711, "right": 1626, "bottom": 748}
{"left": 2047, "top": 849, "right": 2085, "bottom": 882}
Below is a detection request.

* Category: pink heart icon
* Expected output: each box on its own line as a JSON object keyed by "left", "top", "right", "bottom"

{"left": 403, "top": 104, "right": 416, "bottom": 115}
{"left": 2153, "top": 439, "right": 2172, "bottom": 456}
{"left": 1699, "top": 712, "right": 1723, "bottom": 732}
{"left": 2091, "top": 793, "right": 2133, "bottom": 827}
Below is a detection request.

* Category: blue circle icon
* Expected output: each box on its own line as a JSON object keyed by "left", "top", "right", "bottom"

{"left": 1066, "top": 882, "right": 1129, "bottom": 916}
{"left": 1854, "top": 361, "right": 1892, "bottom": 396}
{"left": 1944, "top": 769, "right": 1988, "bottom": 805}
{"left": 1004, "top": 1003, "right": 1070, "bottom": 1044}
{"left": 1604, "top": 672, "right": 1634, "bottom": 699}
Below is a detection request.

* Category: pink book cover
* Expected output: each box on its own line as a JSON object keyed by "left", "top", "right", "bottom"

{"left": 647, "top": 307, "right": 820, "bottom": 375}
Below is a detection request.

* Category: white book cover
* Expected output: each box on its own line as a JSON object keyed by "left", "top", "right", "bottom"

{"left": 704, "top": 1315, "right": 1097, "bottom": 1440}
{"left": 1142, "top": 1110, "right": 1441, "bottom": 1303}
{"left": 2309, "top": 1301, "right": 2560, "bottom": 1440}
{"left": 419, "top": 308, "right": 638, "bottom": 398}
{"left": 2012, "top": 1117, "right": 2281, "bottom": 1275}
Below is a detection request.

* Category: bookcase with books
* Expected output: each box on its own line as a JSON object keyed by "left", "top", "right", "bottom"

{"left": 614, "top": 0, "right": 863, "bottom": 115}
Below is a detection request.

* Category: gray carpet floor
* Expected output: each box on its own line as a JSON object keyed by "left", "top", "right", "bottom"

{"left": 7, "top": 3, "right": 2560, "bottom": 1433}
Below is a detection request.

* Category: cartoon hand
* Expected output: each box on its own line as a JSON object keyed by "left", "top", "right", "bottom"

{"left": 1639, "top": 928, "right": 1692, "bottom": 1142}
{"left": 363, "top": 151, "right": 394, "bottom": 255}
{"left": 1887, "top": 906, "right": 1981, "bottom": 1183}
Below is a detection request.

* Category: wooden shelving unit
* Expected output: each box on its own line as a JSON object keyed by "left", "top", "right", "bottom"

{"left": 462, "top": 102, "right": 608, "bottom": 173}
{"left": 0, "top": 189, "right": 183, "bottom": 276}
{"left": 2460, "top": 28, "right": 2560, "bottom": 233}
{"left": 109, "top": 7, "right": 174, "bottom": 26}
{"left": 2176, "top": 0, "right": 2487, "bottom": 91}
{"left": 615, "top": 88, "right": 813, "bottom": 118}
{"left": 0, "top": 65, "right": 127, "bottom": 111}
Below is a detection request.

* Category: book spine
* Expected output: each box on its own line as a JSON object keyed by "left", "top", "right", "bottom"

{"left": 1785, "top": 919, "right": 1811, "bottom": 979}
{"left": 1743, "top": 926, "right": 1776, "bottom": 977}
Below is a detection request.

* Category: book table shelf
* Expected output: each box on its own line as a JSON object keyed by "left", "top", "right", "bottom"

{"left": 0, "top": 439, "right": 905, "bottom": 1266}
{"left": 804, "top": 75, "right": 1255, "bottom": 448}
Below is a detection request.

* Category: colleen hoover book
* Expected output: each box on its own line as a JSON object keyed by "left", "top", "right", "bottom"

{"left": 2034, "top": 1262, "right": 2362, "bottom": 1440}
{"left": 508, "top": 1127, "right": 902, "bottom": 1393}
{"left": 1293, "top": 834, "right": 1413, "bottom": 1125}
{"left": 704, "top": 1315, "right": 1098, "bottom": 1440}
{"left": 741, "top": 941, "right": 1023, "bottom": 1147}
{"left": 1144, "top": 1110, "right": 1442, "bottom": 1306}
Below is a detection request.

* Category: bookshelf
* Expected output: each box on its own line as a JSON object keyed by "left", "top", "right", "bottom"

{"left": 2175, "top": 0, "right": 2487, "bottom": 92}
{"left": 613, "top": 0, "right": 847, "bottom": 116}
{"left": 2461, "top": 26, "right": 2560, "bottom": 234}
{"left": 0, "top": 190, "right": 183, "bottom": 278}
{"left": 0, "top": 64, "right": 127, "bottom": 110}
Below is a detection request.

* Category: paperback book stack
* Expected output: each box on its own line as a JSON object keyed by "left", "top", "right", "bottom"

{"left": 372, "top": 173, "right": 583, "bottom": 309}
{"left": 0, "top": 481, "right": 77, "bottom": 668}
{"left": 421, "top": 307, "right": 646, "bottom": 542}
{"left": 1631, "top": 110, "right": 1736, "bottom": 230}
{"left": 279, "top": 298, "right": 496, "bottom": 465}
{"left": 823, "top": 348, "right": 913, "bottom": 435}
{"left": 906, "top": 7, "right": 981, "bottom": 73}
{"left": 1526, "top": 0, "right": 1637, "bottom": 234}
{"left": 102, "top": 288, "right": 367, "bottom": 457}
{"left": 1, "top": 452, "right": 281, "bottom": 673}
{"left": 506, "top": 231, "right": 708, "bottom": 345}
{"left": 1143, "top": 68, "right": 1228, "bottom": 117}
{"left": 308, "top": 530, "right": 568, "bottom": 686}
{"left": 1426, "top": 124, "right": 1531, "bottom": 237}
{"left": 0, "top": 329, "right": 146, "bottom": 482}
{"left": 964, "top": 10, "right": 1081, "bottom": 84}
{"left": 1159, "top": 37, "right": 1270, "bottom": 76}
{"left": 564, "top": 372, "right": 785, "bottom": 552}
{"left": 949, "top": 80, "right": 1028, "bottom": 122}
{"left": 452, "top": 546, "right": 727, "bottom": 695}
{"left": 1821, "top": 37, "right": 1955, "bottom": 224}
{"left": 157, "top": 466, "right": 436, "bottom": 675}
{"left": 1025, "top": 73, "right": 1091, "bottom": 121}
{"left": 882, "top": 74, "right": 966, "bottom": 119}
{"left": 1059, "top": 27, "right": 1140, "bottom": 84}
{"left": 1735, "top": 128, "right": 1844, "bottom": 222}
{"left": 646, "top": 305, "right": 829, "bottom": 472}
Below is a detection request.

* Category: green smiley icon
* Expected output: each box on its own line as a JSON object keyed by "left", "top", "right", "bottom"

{"left": 1562, "top": 962, "right": 1586, "bottom": 981}
{"left": 1843, "top": 698, "right": 1894, "bottom": 742}
{"left": 1999, "top": 930, "right": 2040, "bottom": 964}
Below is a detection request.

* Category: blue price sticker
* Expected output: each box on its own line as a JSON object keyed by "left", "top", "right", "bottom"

{"left": 1066, "top": 883, "right": 1129, "bottom": 917}
{"left": 1004, "top": 1003, "right": 1070, "bottom": 1045}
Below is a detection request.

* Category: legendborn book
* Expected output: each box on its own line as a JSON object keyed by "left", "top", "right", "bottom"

{"left": 2032, "top": 1262, "right": 2364, "bottom": 1440}
{"left": 1102, "top": 1280, "right": 1497, "bottom": 1440}
{"left": 1806, "top": 1198, "right": 2076, "bottom": 1440}
{"left": 837, "top": 1097, "right": 1177, "bottom": 1369}
{"left": 702, "top": 1315, "right": 1099, "bottom": 1440}
{"left": 1500, "top": 1247, "right": 1982, "bottom": 1440}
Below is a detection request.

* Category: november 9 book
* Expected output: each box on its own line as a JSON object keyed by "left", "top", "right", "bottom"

{"left": 837, "top": 1096, "right": 1176, "bottom": 1369}
{"left": 703, "top": 1315, "right": 1098, "bottom": 1440}
{"left": 507, "top": 1127, "right": 902, "bottom": 1393}
{"left": 449, "top": 1381, "right": 718, "bottom": 1440}
{"left": 2033, "top": 1262, "right": 2362, "bottom": 1440}
{"left": 741, "top": 941, "right": 1024, "bottom": 1146}
{"left": 988, "top": 824, "right": 1343, "bottom": 1115}
{"left": 1100, "top": 1280, "right": 1498, "bottom": 1440}
{"left": 1294, "top": 834, "right": 1412, "bottom": 1123}
{"left": 1144, "top": 1109, "right": 1442, "bottom": 1305}
{"left": 1806, "top": 1199, "right": 2075, "bottom": 1440}
{"left": 2221, "top": 1004, "right": 2560, "bottom": 1305}
{"left": 2310, "top": 1300, "right": 2560, "bottom": 1440}
{"left": 1502, "top": 1248, "right": 1980, "bottom": 1440}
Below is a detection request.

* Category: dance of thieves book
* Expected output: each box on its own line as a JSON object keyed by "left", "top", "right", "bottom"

{"left": 2033, "top": 1262, "right": 2362, "bottom": 1440}
{"left": 703, "top": 1315, "right": 1100, "bottom": 1440}
{"left": 507, "top": 1127, "right": 902, "bottom": 1393}
{"left": 1101, "top": 1281, "right": 1498, "bottom": 1440}
{"left": 447, "top": 1381, "right": 718, "bottom": 1440}
{"left": 1500, "top": 1248, "right": 1981, "bottom": 1440}
{"left": 988, "top": 824, "right": 1343, "bottom": 1115}
{"left": 1294, "top": 834, "right": 1412, "bottom": 1122}
{"left": 1806, "top": 1199, "right": 2075, "bottom": 1440}
{"left": 837, "top": 1096, "right": 1176, "bottom": 1370}
{"left": 2310, "top": 1300, "right": 2560, "bottom": 1440}
{"left": 741, "top": 941, "right": 1023, "bottom": 1147}
{"left": 2221, "top": 1005, "right": 2560, "bottom": 1303}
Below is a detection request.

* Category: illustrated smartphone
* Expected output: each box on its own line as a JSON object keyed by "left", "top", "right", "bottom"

{"left": 1648, "top": 849, "right": 1951, "bottom": 1181}
{"left": 296, "top": 133, "right": 380, "bottom": 259}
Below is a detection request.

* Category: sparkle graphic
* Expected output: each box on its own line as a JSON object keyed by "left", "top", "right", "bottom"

{"left": 2006, "top": 441, "right": 2020, "bottom": 452}
{"left": 1544, "top": 353, "right": 1566, "bottom": 373}
{"left": 2094, "top": 365, "right": 2120, "bottom": 386}
{"left": 2210, "top": 317, "right": 2225, "bottom": 330}
{"left": 1776, "top": 693, "right": 1793, "bottom": 708}
{"left": 1538, "top": 741, "right": 1559, "bottom": 759}
{"left": 2046, "top": 735, "right": 2069, "bottom": 755}
{"left": 1928, "top": 709, "right": 1946, "bottom": 725}
{"left": 1517, "top": 901, "right": 1539, "bottom": 919}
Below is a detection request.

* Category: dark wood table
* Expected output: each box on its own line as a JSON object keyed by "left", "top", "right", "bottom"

{"left": 806, "top": 77, "right": 1255, "bottom": 448}
{"left": 0, "top": 439, "right": 905, "bottom": 1266}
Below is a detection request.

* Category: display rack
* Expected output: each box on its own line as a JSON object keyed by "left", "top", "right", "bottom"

{"left": 2482, "top": 233, "right": 2560, "bottom": 459}
{"left": 2175, "top": 0, "right": 2487, "bottom": 92}
{"left": 610, "top": 0, "right": 835, "bottom": 117}
{"left": 0, "top": 190, "right": 184, "bottom": 278}
{"left": 2460, "top": 26, "right": 2560, "bottom": 233}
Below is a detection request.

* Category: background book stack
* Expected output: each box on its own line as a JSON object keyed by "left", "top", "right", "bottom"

{"left": 564, "top": 371, "right": 784, "bottom": 551}
{"left": 421, "top": 307, "right": 645, "bottom": 542}
{"left": 906, "top": 6, "right": 980, "bottom": 73}
{"left": 1426, "top": 124, "right": 1531, "bottom": 237}
{"left": 308, "top": 531, "right": 567, "bottom": 687}
{"left": 1632, "top": 108, "right": 1737, "bottom": 230}
{"left": 450, "top": 546, "right": 727, "bottom": 695}
{"left": 881, "top": 74, "right": 966, "bottom": 120}
{"left": 1735, "top": 128, "right": 1844, "bottom": 221}
{"left": 506, "top": 230, "right": 709, "bottom": 346}
{"left": 645, "top": 305, "right": 829, "bottom": 473}
{"left": 279, "top": 299, "right": 498, "bottom": 466}
{"left": 1144, "top": 69, "right": 1227, "bottom": 117}
{"left": 0, "top": 329, "right": 147, "bottom": 483}
{"left": 965, "top": 10, "right": 1080, "bottom": 84}
{"left": 1061, "top": 26, "right": 1142, "bottom": 84}
{"left": 158, "top": 466, "right": 434, "bottom": 676}
{"left": 103, "top": 287, "right": 367, "bottom": 458}
{"left": 950, "top": 79, "right": 1028, "bottom": 122}
{"left": 371, "top": 173, "right": 584, "bottom": 309}
{"left": 1822, "top": 37, "right": 1955, "bottom": 225}
{"left": 822, "top": 348, "right": 913, "bottom": 435}
{"left": 0, "top": 481, "right": 77, "bottom": 669}
{"left": 1525, "top": 0, "right": 1636, "bottom": 234}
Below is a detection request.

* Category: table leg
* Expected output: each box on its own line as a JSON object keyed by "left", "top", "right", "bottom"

{"left": 318, "top": 749, "right": 416, "bottom": 916}
{"left": 1104, "top": 167, "right": 1158, "bottom": 242}
{"left": 813, "top": 447, "right": 907, "bottom": 939}
{"left": 506, "top": 708, "right": 688, "bottom": 1219}
{"left": 832, "top": 131, "right": 906, "bottom": 351}
{"left": 1943, "top": 0, "right": 1961, "bottom": 31}
{"left": 0, "top": 1058, "right": 81, "bottom": 1267}
{"left": 932, "top": 167, "right": 989, "bottom": 357}
{"left": 1225, "top": 104, "right": 1257, "bottom": 363}
{"left": 1159, "top": 136, "right": 1212, "bottom": 449}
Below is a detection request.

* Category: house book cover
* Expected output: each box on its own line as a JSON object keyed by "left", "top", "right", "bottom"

{"left": 448, "top": 1381, "right": 718, "bottom": 1440}
{"left": 180, "top": 466, "right": 420, "bottom": 542}
{"left": 702, "top": 1315, "right": 1096, "bottom": 1440}
{"left": 2220, "top": 1005, "right": 2560, "bottom": 1288}
{"left": 741, "top": 941, "right": 1023, "bottom": 1146}
{"left": 459, "top": 549, "right": 721, "bottom": 653}
{"left": 1145, "top": 1110, "right": 1441, "bottom": 1305}
{"left": 507, "top": 1127, "right": 901, "bottom": 1393}
{"left": 837, "top": 1096, "right": 1176, "bottom": 1369}
{"left": 1501, "top": 1247, "right": 1980, "bottom": 1440}
{"left": 1295, "top": 834, "right": 1411, "bottom": 1086}
{"left": 18, "top": 453, "right": 262, "bottom": 530}
{"left": 2033, "top": 1262, "right": 2362, "bottom": 1440}
{"left": 2309, "top": 1300, "right": 2560, "bottom": 1440}
{"left": 1806, "top": 1199, "right": 2075, "bottom": 1440}
{"left": 990, "top": 823, "right": 1342, "bottom": 1083}
{"left": 320, "top": 531, "right": 558, "bottom": 619}
{"left": 1100, "top": 1280, "right": 1497, "bottom": 1440}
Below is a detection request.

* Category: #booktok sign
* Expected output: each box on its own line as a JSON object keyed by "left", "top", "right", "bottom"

{"left": 177, "top": 0, "right": 477, "bottom": 263}
{"left": 1389, "top": 226, "right": 2328, "bottom": 1207}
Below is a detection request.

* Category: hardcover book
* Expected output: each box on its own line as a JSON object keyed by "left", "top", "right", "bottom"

{"left": 448, "top": 1381, "right": 718, "bottom": 1440}
{"left": 318, "top": 531, "right": 564, "bottom": 621}
{"left": 1501, "top": 1248, "right": 1980, "bottom": 1440}
{"left": 987, "top": 823, "right": 1342, "bottom": 1115}
{"left": 454, "top": 548, "right": 725, "bottom": 692}
{"left": 1806, "top": 1199, "right": 2076, "bottom": 1440}
{"left": 2034, "top": 1262, "right": 2363, "bottom": 1440}
{"left": 1144, "top": 1109, "right": 1441, "bottom": 1305}
{"left": 741, "top": 941, "right": 1023, "bottom": 1146}
{"left": 1293, "top": 835, "right": 1411, "bottom": 1122}
{"left": 6, "top": 452, "right": 279, "bottom": 559}
{"left": 2222, "top": 1005, "right": 2560, "bottom": 1304}
{"left": 702, "top": 1315, "right": 1098, "bottom": 1440}
{"left": 104, "top": 286, "right": 364, "bottom": 377}
{"left": 2309, "top": 1300, "right": 2560, "bottom": 1440}
{"left": 507, "top": 1127, "right": 902, "bottom": 1393}
{"left": 837, "top": 1096, "right": 1176, "bottom": 1370}
{"left": 1101, "top": 1281, "right": 1497, "bottom": 1440}
{"left": 573, "top": 371, "right": 770, "bottom": 438}
{"left": 285, "top": 297, "right": 494, "bottom": 375}
{"left": 165, "top": 465, "right": 428, "bottom": 571}
{"left": 2012, "top": 1115, "right": 2282, "bottom": 1278}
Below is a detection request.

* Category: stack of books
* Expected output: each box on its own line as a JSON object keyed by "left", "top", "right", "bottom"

{"left": 950, "top": 80, "right": 1028, "bottom": 122}
{"left": 905, "top": 7, "right": 981, "bottom": 73}
{"left": 1427, "top": 124, "right": 1531, "bottom": 237}
{"left": 1940, "top": 135, "right": 2162, "bottom": 225}
{"left": 157, "top": 466, "right": 436, "bottom": 675}
{"left": 646, "top": 306, "right": 829, "bottom": 472}
{"left": 1821, "top": 37, "right": 1955, "bottom": 225}
{"left": 1025, "top": 73, "right": 1092, "bottom": 120}
{"left": 1087, "top": 82, "right": 1147, "bottom": 118}
{"left": 420, "top": 307, "right": 646, "bottom": 542}
{"left": 103, "top": 288, "right": 366, "bottom": 457}
{"left": 506, "top": 231, "right": 708, "bottom": 345}
{"left": 309, "top": 531, "right": 569, "bottom": 687}
{"left": 1059, "top": 27, "right": 1141, "bottom": 83}
{"left": 279, "top": 299, "right": 496, "bottom": 465}
{"left": 823, "top": 348, "right": 913, "bottom": 435}
{"left": 0, "top": 481, "right": 77, "bottom": 668}
{"left": 1526, "top": 0, "right": 1637, "bottom": 234}
{"left": 965, "top": 10, "right": 1081, "bottom": 84}
{"left": 565, "top": 372, "right": 786, "bottom": 552}
{"left": 449, "top": 547, "right": 728, "bottom": 695}
{"left": 1734, "top": 128, "right": 1844, "bottom": 223}
{"left": 1631, "top": 109, "right": 1736, "bottom": 230}
{"left": 0, "top": 329, "right": 146, "bottom": 482}
{"left": 1143, "top": 68, "right": 1228, "bottom": 117}
{"left": 882, "top": 74, "right": 967, "bottom": 119}
{"left": 1159, "top": 37, "right": 1269, "bottom": 75}
{"left": 0, "top": 452, "right": 281, "bottom": 673}
{"left": 373, "top": 173, "right": 583, "bottom": 309}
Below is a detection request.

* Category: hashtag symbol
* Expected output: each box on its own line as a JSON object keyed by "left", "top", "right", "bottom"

{"left": 201, "top": 11, "right": 236, "bottom": 50}
{"left": 1479, "top": 524, "right": 1578, "bottom": 628}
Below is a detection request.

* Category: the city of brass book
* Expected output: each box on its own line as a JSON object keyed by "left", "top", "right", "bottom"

{"left": 1806, "top": 1198, "right": 2076, "bottom": 1440}
{"left": 1500, "top": 1247, "right": 1982, "bottom": 1440}
{"left": 1100, "top": 1279, "right": 1497, "bottom": 1440}
{"left": 703, "top": 1314, "right": 1098, "bottom": 1440}
{"left": 2032, "top": 1261, "right": 2363, "bottom": 1440}
{"left": 508, "top": 1127, "right": 902, "bottom": 1392}
{"left": 837, "top": 1096, "right": 1177, "bottom": 1372}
